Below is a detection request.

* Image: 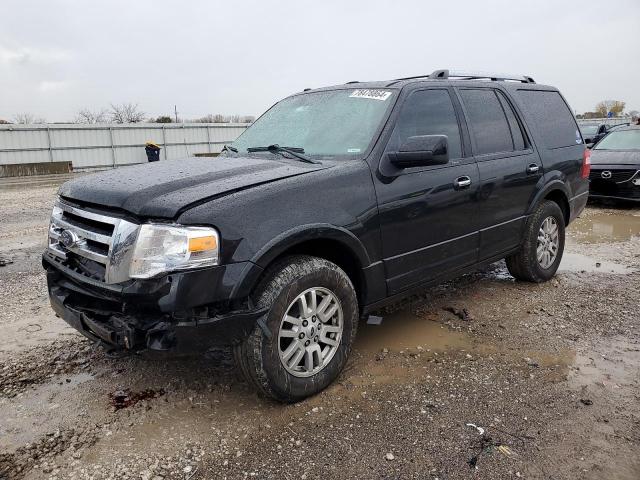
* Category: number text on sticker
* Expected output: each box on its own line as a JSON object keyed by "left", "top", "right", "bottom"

{"left": 350, "top": 89, "right": 392, "bottom": 101}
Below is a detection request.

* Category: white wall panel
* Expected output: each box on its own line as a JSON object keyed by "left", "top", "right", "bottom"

{"left": 0, "top": 149, "right": 50, "bottom": 164}
{"left": 52, "top": 148, "right": 114, "bottom": 168}
{"left": 0, "top": 123, "right": 247, "bottom": 170}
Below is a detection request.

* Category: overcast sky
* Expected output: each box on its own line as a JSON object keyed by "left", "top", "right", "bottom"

{"left": 1, "top": 0, "right": 639, "bottom": 122}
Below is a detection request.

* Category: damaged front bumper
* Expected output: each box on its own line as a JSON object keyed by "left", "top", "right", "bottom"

{"left": 44, "top": 253, "right": 267, "bottom": 353}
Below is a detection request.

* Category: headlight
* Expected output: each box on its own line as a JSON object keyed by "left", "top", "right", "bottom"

{"left": 129, "top": 224, "right": 220, "bottom": 279}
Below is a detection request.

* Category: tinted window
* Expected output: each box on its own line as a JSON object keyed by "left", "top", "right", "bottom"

{"left": 516, "top": 90, "right": 580, "bottom": 149}
{"left": 388, "top": 89, "right": 462, "bottom": 160}
{"left": 497, "top": 91, "right": 526, "bottom": 150}
{"left": 459, "top": 89, "right": 513, "bottom": 155}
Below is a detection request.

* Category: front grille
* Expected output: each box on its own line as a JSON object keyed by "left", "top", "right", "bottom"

{"left": 589, "top": 179, "right": 640, "bottom": 199}
{"left": 589, "top": 169, "right": 639, "bottom": 183}
{"left": 47, "top": 199, "right": 139, "bottom": 284}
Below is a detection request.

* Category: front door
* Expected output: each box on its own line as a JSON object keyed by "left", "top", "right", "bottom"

{"left": 456, "top": 87, "right": 542, "bottom": 260}
{"left": 373, "top": 88, "right": 480, "bottom": 295}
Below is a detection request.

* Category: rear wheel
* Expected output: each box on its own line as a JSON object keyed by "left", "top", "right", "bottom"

{"left": 234, "top": 255, "right": 358, "bottom": 402}
{"left": 506, "top": 200, "right": 565, "bottom": 282}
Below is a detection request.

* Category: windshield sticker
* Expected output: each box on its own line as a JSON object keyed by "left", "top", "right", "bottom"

{"left": 347, "top": 148, "right": 361, "bottom": 153}
{"left": 575, "top": 129, "right": 582, "bottom": 144}
{"left": 350, "top": 89, "right": 392, "bottom": 101}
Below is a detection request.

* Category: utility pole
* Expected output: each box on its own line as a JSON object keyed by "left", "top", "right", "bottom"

{"left": 174, "top": 105, "right": 179, "bottom": 123}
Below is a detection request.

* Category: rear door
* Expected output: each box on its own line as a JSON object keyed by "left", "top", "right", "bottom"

{"left": 513, "top": 88, "right": 587, "bottom": 203}
{"left": 456, "top": 87, "right": 542, "bottom": 260}
{"left": 373, "top": 87, "right": 480, "bottom": 295}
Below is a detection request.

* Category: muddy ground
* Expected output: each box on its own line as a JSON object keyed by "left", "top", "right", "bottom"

{"left": 0, "top": 174, "right": 639, "bottom": 480}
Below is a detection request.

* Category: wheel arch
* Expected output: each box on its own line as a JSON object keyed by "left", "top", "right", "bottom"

{"left": 236, "top": 224, "right": 372, "bottom": 305}
{"left": 528, "top": 180, "right": 571, "bottom": 226}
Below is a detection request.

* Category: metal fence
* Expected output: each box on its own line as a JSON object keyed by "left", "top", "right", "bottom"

{"left": 576, "top": 117, "right": 633, "bottom": 127}
{"left": 0, "top": 123, "right": 248, "bottom": 170}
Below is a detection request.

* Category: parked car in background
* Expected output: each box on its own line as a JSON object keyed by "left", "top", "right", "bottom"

{"left": 589, "top": 126, "right": 640, "bottom": 202}
{"left": 43, "top": 69, "right": 589, "bottom": 402}
{"left": 581, "top": 123, "right": 630, "bottom": 148}
{"left": 580, "top": 124, "right": 608, "bottom": 147}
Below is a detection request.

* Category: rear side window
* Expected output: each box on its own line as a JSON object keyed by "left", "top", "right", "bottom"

{"left": 387, "top": 89, "right": 462, "bottom": 159}
{"left": 496, "top": 91, "right": 526, "bottom": 150}
{"left": 516, "top": 90, "right": 579, "bottom": 149}
{"left": 458, "top": 89, "right": 513, "bottom": 155}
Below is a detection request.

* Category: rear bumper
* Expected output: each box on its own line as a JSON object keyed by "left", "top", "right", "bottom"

{"left": 569, "top": 191, "right": 589, "bottom": 223}
{"left": 44, "top": 253, "right": 266, "bottom": 352}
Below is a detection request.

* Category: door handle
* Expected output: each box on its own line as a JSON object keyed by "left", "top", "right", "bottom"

{"left": 454, "top": 176, "right": 472, "bottom": 189}
{"left": 526, "top": 163, "right": 540, "bottom": 174}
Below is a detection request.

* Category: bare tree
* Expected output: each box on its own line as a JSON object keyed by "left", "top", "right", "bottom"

{"left": 192, "top": 114, "right": 253, "bottom": 123}
{"left": 74, "top": 108, "right": 108, "bottom": 124}
{"left": 109, "top": 103, "right": 146, "bottom": 123}
{"left": 595, "top": 100, "right": 626, "bottom": 117}
{"left": 193, "top": 114, "right": 216, "bottom": 123}
{"left": 628, "top": 110, "right": 639, "bottom": 120}
{"left": 13, "top": 113, "right": 47, "bottom": 124}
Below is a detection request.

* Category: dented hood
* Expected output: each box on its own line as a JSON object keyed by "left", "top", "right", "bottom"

{"left": 59, "top": 156, "right": 328, "bottom": 218}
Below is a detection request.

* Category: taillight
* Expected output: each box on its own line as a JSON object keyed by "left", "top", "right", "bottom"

{"left": 581, "top": 148, "right": 591, "bottom": 179}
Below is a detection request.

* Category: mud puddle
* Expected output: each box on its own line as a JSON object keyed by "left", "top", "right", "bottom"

{"left": 569, "top": 212, "right": 640, "bottom": 243}
{"left": 355, "top": 308, "right": 576, "bottom": 364}
{"left": 355, "top": 310, "right": 472, "bottom": 355}
{"left": 559, "top": 252, "right": 635, "bottom": 274}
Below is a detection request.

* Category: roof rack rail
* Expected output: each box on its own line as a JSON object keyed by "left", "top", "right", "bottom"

{"left": 390, "top": 69, "right": 535, "bottom": 84}
{"left": 428, "top": 69, "right": 535, "bottom": 83}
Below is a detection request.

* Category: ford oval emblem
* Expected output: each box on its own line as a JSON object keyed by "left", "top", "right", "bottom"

{"left": 59, "top": 229, "right": 79, "bottom": 249}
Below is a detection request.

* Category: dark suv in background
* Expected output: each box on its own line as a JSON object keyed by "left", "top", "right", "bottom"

{"left": 44, "top": 69, "right": 589, "bottom": 402}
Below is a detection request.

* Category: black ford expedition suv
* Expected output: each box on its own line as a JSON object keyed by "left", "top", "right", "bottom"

{"left": 44, "top": 69, "right": 589, "bottom": 402}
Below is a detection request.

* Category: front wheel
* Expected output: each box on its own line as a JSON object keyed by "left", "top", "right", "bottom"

{"left": 234, "top": 255, "right": 358, "bottom": 402}
{"left": 506, "top": 200, "right": 565, "bottom": 282}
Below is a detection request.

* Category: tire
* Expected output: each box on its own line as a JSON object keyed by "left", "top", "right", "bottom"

{"left": 506, "top": 200, "right": 565, "bottom": 283}
{"left": 234, "top": 255, "right": 358, "bottom": 402}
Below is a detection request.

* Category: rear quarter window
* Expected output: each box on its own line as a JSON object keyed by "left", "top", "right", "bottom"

{"left": 516, "top": 90, "right": 580, "bottom": 149}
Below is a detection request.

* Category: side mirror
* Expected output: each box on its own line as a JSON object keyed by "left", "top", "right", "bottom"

{"left": 388, "top": 135, "right": 449, "bottom": 168}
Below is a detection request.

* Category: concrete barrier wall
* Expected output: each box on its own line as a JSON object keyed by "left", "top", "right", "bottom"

{"left": 0, "top": 161, "right": 72, "bottom": 178}
{"left": 0, "top": 123, "right": 248, "bottom": 172}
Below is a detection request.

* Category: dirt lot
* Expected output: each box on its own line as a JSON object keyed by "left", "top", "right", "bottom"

{"left": 1, "top": 174, "right": 639, "bottom": 480}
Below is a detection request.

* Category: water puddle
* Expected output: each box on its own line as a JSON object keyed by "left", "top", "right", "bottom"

{"left": 568, "top": 213, "right": 640, "bottom": 244}
{"left": 559, "top": 252, "right": 635, "bottom": 274}
{"left": 355, "top": 310, "right": 472, "bottom": 355}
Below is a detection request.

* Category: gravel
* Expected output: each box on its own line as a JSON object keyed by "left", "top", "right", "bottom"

{"left": 0, "top": 176, "right": 638, "bottom": 480}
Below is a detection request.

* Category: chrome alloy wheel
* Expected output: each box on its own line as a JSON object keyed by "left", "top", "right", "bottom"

{"left": 537, "top": 216, "right": 559, "bottom": 269}
{"left": 278, "top": 287, "right": 344, "bottom": 377}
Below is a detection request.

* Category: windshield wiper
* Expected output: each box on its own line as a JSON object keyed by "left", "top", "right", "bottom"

{"left": 246, "top": 144, "right": 320, "bottom": 164}
{"left": 221, "top": 144, "right": 238, "bottom": 153}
